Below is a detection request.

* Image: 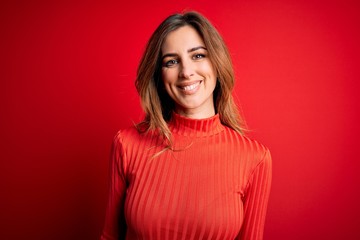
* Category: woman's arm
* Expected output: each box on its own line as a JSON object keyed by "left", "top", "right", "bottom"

{"left": 237, "top": 149, "right": 272, "bottom": 240}
{"left": 101, "top": 132, "right": 128, "bottom": 240}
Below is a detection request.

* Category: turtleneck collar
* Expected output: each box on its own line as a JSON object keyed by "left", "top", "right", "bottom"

{"left": 168, "top": 112, "right": 225, "bottom": 137}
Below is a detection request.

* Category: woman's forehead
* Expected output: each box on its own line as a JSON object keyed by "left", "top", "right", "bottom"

{"left": 161, "top": 26, "right": 205, "bottom": 54}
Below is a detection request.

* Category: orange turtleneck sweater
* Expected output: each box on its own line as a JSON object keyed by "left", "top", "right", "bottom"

{"left": 101, "top": 113, "right": 272, "bottom": 240}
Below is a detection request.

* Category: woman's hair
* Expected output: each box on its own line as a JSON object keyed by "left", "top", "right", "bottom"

{"left": 135, "top": 11, "right": 247, "bottom": 146}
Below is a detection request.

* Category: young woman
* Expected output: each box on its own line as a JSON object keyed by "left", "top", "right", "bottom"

{"left": 101, "top": 11, "right": 272, "bottom": 240}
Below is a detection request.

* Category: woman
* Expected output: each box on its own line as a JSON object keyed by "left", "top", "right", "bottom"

{"left": 101, "top": 11, "right": 272, "bottom": 240}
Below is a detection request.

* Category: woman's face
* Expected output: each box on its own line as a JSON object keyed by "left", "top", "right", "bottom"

{"left": 161, "top": 25, "right": 217, "bottom": 119}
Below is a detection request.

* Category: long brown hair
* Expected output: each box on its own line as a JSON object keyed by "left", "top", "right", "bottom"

{"left": 135, "top": 11, "right": 247, "bottom": 146}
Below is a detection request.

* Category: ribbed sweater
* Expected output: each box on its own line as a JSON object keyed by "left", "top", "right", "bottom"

{"left": 101, "top": 113, "right": 272, "bottom": 240}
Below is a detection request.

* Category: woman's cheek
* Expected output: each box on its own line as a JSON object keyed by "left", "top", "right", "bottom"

{"left": 163, "top": 69, "right": 178, "bottom": 84}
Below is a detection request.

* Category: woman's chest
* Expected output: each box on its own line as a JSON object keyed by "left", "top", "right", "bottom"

{"left": 123, "top": 149, "right": 247, "bottom": 239}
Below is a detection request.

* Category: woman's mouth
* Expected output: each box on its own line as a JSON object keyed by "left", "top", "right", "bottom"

{"left": 178, "top": 81, "right": 202, "bottom": 94}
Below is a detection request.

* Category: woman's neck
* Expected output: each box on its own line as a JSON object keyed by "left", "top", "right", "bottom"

{"left": 174, "top": 106, "right": 215, "bottom": 119}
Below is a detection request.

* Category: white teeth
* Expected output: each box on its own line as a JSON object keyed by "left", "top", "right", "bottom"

{"left": 181, "top": 82, "right": 200, "bottom": 91}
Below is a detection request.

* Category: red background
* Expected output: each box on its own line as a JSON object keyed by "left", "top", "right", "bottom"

{"left": 1, "top": 0, "right": 359, "bottom": 239}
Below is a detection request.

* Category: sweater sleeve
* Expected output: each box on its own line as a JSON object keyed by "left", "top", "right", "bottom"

{"left": 236, "top": 149, "right": 272, "bottom": 240}
{"left": 101, "top": 132, "right": 128, "bottom": 240}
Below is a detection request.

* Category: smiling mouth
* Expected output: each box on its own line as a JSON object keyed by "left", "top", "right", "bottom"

{"left": 178, "top": 81, "right": 202, "bottom": 91}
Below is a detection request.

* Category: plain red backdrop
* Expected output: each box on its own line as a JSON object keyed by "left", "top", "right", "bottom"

{"left": 1, "top": 0, "right": 359, "bottom": 239}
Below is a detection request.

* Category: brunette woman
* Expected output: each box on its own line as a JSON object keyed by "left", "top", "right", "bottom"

{"left": 101, "top": 11, "right": 272, "bottom": 240}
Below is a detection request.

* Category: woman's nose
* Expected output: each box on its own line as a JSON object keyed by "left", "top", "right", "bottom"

{"left": 179, "top": 60, "right": 194, "bottom": 79}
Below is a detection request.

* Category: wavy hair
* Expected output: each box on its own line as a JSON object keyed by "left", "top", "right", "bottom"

{"left": 135, "top": 11, "right": 247, "bottom": 146}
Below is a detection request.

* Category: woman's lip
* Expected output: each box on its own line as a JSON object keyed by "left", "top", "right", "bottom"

{"left": 177, "top": 80, "right": 202, "bottom": 94}
{"left": 177, "top": 80, "right": 202, "bottom": 90}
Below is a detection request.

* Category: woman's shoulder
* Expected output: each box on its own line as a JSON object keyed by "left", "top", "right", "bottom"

{"left": 223, "top": 126, "right": 270, "bottom": 158}
{"left": 113, "top": 124, "right": 160, "bottom": 147}
{"left": 220, "top": 126, "right": 271, "bottom": 181}
{"left": 113, "top": 125, "right": 142, "bottom": 144}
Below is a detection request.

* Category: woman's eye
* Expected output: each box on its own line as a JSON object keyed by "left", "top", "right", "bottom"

{"left": 164, "top": 59, "right": 178, "bottom": 67}
{"left": 193, "top": 54, "right": 205, "bottom": 60}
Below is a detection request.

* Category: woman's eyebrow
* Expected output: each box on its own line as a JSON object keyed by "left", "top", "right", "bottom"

{"left": 161, "top": 53, "right": 178, "bottom": 60}
{"left": 188, "top": 46, "right": 207, "bottom": 53}
{"left": 162, "top": 46, "right": 207, "bottom": 60}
